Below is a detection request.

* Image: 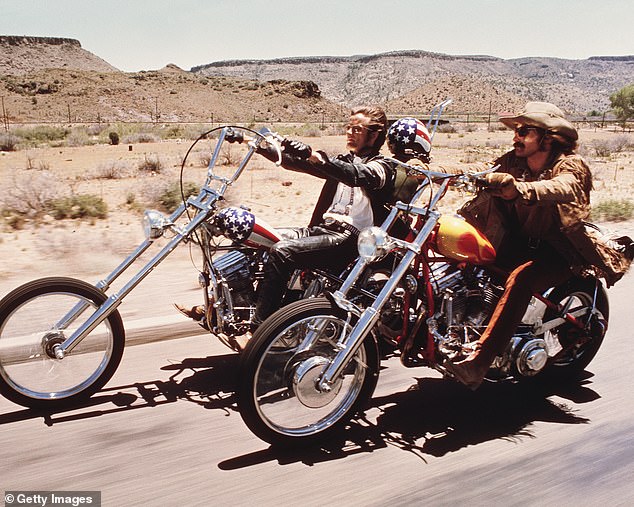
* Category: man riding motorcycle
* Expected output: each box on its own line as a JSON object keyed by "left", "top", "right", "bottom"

{"left": 445, "top": 101, "right": 632, "bottom": 389}
{"left": 177, "top": 106, "right": 403, "bottom": 348}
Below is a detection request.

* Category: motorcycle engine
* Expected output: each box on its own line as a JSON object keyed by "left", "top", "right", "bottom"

{"left": 506, "top": 334, "right": 548, "bottom": 376}
{"left": 431, "top": 263, "right": 502, "bottom": 333}
{"left": 210, "top": 250, "right": 259, "bottom": 330}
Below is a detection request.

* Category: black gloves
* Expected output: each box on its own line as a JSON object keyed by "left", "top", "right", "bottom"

{"left": 282, "top": 138, "right": 312, "bottom": 159}
{"left": 224, "top": 128, "right": 244, "bottom": 144}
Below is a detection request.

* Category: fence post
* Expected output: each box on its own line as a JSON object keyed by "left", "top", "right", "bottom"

{"left": 1, "top": 96, "right": 8, "bottom": 131}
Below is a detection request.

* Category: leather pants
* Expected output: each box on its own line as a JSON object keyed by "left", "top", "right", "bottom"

{"left": 253, "top": 225, "right": 358, "bottom": 326}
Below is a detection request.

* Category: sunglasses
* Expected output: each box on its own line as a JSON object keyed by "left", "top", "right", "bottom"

{"left": 346, "top": 124, "right": 369, "bottom": 135}
{"left": 514, "top": 125, "right": 541, "bottom": 137}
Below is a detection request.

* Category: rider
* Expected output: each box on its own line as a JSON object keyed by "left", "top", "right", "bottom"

{"left": 386, "top": 117, "right": 433, "bottom": 200}
{"left": 445, "top": 101, "right": 632, "bottom": 389}
{"left": 177, "top": 106, "right": 401, "bottom": 347}
{"left": 250, "top": 106, "right": 401, "bottom": 331}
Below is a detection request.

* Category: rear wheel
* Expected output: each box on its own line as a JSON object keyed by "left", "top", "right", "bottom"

{"left": 238, "top": 297, "right": 379, "bottom": 446}
{"left": 542, "top": 277, "right": 609, "bottom": 378}
{"left": 0, "top": 277, "right": 125, "bottom": 408}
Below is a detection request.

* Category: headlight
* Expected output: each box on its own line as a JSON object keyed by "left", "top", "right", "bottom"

{"left": 357, "top": 226, "right": 392, "bottom": 262}
{"left": 143, "top": 209, "right": 170, "bottom": 240}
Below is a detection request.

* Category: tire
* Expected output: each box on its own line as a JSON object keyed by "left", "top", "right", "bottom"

{"left": 542, "top": 277, "right": 609, "bottom": 378}
{"left": 238, "top": 297, "right": 379, "bottom": 447}
{"left": 0, "top": 277, "right": 125, "bottom": 408}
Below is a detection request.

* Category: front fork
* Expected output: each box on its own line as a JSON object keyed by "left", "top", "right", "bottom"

{"left": 316, "top": 214, "right": 440, "bottom": 392}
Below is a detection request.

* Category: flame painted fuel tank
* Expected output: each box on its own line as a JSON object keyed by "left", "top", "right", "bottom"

{"left": 433, "top": 215, "right": 496, "bottom": 265}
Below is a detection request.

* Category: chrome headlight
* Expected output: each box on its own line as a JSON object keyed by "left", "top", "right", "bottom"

{"left": 357, "top": 226, "right": 392, "bottom": 262}
{"left": 143, "top": 209, "right": 170, "bottom": 240}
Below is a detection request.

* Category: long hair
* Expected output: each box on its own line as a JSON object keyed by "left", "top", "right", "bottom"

{"left": 351, "top": 106, "right": 387, "bottom": 152}
{"left": 547, "top": 132, "right": 578, "bottom": 155}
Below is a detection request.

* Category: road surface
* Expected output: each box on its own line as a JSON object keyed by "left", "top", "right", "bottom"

{"left": 1, "top": 273, "right": 633, "bottom": 506}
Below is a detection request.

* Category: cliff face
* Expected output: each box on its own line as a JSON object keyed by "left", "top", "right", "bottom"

{"left": 0, "top": 36, "right": 119, "bottom": 75}
{"left": 193, "top": 50, "right": 634, "bottom": 114}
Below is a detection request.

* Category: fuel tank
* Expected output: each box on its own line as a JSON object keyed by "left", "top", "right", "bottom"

{"left": 433, "top": 214, "right": 496, "bottom": 265}
{"left": 215, "top": 206, "right": 282, "bottom": 249}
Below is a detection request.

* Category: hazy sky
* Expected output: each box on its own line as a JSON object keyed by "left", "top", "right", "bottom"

{"left": 2, "top": 0, "right": 633, "bottom": 72}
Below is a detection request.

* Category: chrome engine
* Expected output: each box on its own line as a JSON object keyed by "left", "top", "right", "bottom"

{"left": 208, "top": 250, "right": 260, "bottom": 334}
{"left": 431, "top": 263, "right": 503, "bottom": 338}
{"left": 505, "top": 334, "right": 549, "bottom": 376}
{"left": 431, "top": 262, "right": 549, "bottom": 377}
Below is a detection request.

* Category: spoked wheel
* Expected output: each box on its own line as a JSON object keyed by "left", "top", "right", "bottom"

{"left": 238, "top": 297, "right": 379, "bottom": 447}
{"left": 542, "top": 277, "right": 609, "bottom": 378}
{"left": 0, "top": 277, "right": 125, "bottom": 408}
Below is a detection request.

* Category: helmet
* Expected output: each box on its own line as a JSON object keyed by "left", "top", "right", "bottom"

{"left": 387, "top": 118, "right": 432, "bottom": 160}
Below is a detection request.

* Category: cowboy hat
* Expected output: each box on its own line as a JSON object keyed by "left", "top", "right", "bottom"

{"left": 499, "top": 101, "right": 578, "bottom": 141}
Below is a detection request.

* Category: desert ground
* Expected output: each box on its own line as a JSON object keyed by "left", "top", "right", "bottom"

{"left": 1, "top": 125, "right": 633, "bottom": 322}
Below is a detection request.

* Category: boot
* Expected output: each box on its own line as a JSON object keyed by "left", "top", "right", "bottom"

{"left": 444, "top": 347, "right": 490, "bottom": 391}
{"left": 174, "top": 303, "right": 205, "bottom": 321}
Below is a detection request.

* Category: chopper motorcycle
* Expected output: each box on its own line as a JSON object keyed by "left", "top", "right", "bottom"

{"left": 0, "top": 126, "right": 362, "bottom": 409}
{"left": 237, "top": 163, "right": 621, "bottom": 446}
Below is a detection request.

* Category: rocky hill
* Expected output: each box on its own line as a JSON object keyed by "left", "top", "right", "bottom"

{"left": 0, "top": 37, "right": 341, "bottom": 124}
{"left": 193, "top": 50, "right": 634, "bottom": 115}
{"left": 0, "top": 36, "right": 118, "bottom": 75}
{"left": 1, "top": 37, "right": 632, "bottom": 124}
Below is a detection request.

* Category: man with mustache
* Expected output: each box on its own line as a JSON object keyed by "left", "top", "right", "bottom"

{"left": 445, "top": 101, "right": 631, "bottom": 389}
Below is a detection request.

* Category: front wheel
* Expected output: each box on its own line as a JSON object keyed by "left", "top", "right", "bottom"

{"left": 0, "top": 277, "right": 125, "bottom": 408}
{"left": 238, "top": 297, "right": 379, "bottom": 446}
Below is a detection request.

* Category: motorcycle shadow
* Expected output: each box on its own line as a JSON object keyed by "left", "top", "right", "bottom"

{"left": 219, "top": 371, "right": 599, "bottom": 469}
{"left": 0, "top": 352, "right": 240, "bottom": 426}
{"left": 366, "top": 373, "right": 597, "bottom": 458}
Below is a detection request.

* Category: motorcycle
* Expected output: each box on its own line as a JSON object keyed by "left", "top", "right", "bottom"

{"left": 0, "top": 126, "right": 354, "bottom": 409}
{"left": 237, "top": 163, "right": 614, "bottom": 446}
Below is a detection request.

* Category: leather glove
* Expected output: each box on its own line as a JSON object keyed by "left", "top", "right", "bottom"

{"left": 224, "top": 128, "right": 244, "bottom": 144}
{"left": 282, "top": 138, "right": 312, "bottom": 159}
{"left": 484, "top": 172, "right": 519, "bottom": 200}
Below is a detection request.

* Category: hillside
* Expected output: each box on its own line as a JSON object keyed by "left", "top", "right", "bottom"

{"left": 193, "top": 50, "right": 634, "bottom": 115}
{"left": 0, "top": 66, "right": 341, "bottom": 124}
{"left": 1, "top": 37, "right": 633, "bottom": 124}
{"left": 0, "top": 36, "right": 118, "bottom": 74}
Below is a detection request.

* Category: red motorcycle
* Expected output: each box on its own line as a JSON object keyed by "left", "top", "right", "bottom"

{"left": 238, "top": 165, "right": 615, "bottom": 446}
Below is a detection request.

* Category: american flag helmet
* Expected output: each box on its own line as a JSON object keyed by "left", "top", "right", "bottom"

{"left": 387, "top": 117, "right": 432, "bottom": 159}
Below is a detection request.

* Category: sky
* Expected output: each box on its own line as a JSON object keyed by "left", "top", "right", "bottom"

{"left": 2, "top": 0, "right": 633, "bottom": 72}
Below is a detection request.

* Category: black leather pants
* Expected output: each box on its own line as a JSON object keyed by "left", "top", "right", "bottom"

{"left": 253, "top": 225, "right": 358, "bottom": 326}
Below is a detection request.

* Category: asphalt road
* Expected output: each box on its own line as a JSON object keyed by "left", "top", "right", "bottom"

{"left": 1, "top": 273, "right": 633, "bottom": 507}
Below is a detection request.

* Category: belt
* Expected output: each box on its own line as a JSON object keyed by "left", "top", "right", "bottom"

{"left": 322, "top": 217, "right": 360, "bottom": 236}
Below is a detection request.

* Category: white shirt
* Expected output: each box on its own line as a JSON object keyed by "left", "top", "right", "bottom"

{"left": 323, "top": 183, "right": 374, "bottom": 230}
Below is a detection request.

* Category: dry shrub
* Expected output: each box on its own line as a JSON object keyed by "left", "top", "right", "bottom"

{"left": 0, "top": 171, "right": 66, "bottom": 217}
{"left": 591, "top": 199, "right": 634, "bottom": 222}
{"left": 138, "top": 155, "right": 163, "bottom": 173}
{"left": 48, "top": 194, "right": 108, "bottom": 220}
{"left": 591, "top": 135, "right": 634, "bottom": 157}
{"left": 123, "top": 132, "right": 161, "bottom": 144}
{"left": 88, "top": 160, "right": 135, "bottom": 180}
{"left": 0, "top": 133, "right": 20, "bottom": 151}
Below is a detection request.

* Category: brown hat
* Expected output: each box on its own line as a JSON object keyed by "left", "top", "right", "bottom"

{"left": 499, "top": 101, "right": 578, "bottom": 141}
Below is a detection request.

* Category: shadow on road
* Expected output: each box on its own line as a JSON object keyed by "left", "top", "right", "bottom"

{"left": 0, "top": 352, "right": 599, "bottom": 467}
{"left": 0, "top": 352, "right": 240, "bottom": 425}
{"left": 219, "top": 372, "right": 598, "bottom": 469}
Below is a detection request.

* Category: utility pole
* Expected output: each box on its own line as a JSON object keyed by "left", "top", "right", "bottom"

{"left": 487, "top": 99, "right": 492, "bottom": 129}
{"left": 1, "top": 96, "right": 8, "bottom": 131}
